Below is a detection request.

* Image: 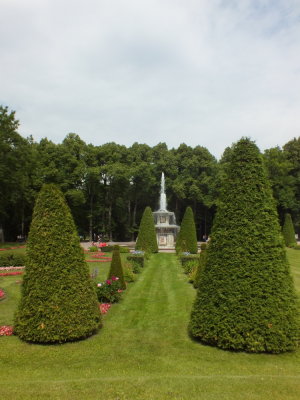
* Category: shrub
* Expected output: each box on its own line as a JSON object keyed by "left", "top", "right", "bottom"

{"left": 123, "top": 263, "right": 137, "bottom": 283}
{"left": 107, "top": 246, "right": 126, "bottom": 290}
{"left": 101, "top": 245, "right": 114, "bottom": 252}
{"left": 96, "top": 277, "right": 123, "bottom": 303}
{"left": 89, "top": 246, "right": 98, "bottom": 252}
{"left": 182, "top": 259, "right": 199, "bottom": 275}
{"left": 127, "top": 253, "right": 145, "bottom": 270}
{"left": 14, "top": 184, "right": 101, "bottom": 344}
{"left": 135, "top": 207, "right": 158, "bottom": 253}
{"left": 188, "top": 266, "right": 198, "bottom": 284}
{"left": 190, "top": 138, "right": 299, "bottom": 353}
{"left": 119, "top": 246, "right": 130, "bottom": 253}
{"left": 0, "top": 253, "right": 26, "bottom": 267}
{"left": 176, "top": 207, "right": 198, "bottom": 254}
{"left": 282, "top": 213, "right": 297, "bottom": 247}
{"left": 193, "top": 246, "right": 207, "bottom": 289}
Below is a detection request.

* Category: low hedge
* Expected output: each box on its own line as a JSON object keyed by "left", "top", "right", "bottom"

{"left": 180, "top": 254, "right": 199, "bottom": 266}
{"left": 127, "top": 255, "right": 144, "bottom": 269}
{"left": 0, "top": 253, "right": 26, "bottom": 267}
{"left": 101, "top": 245, "right": 114, "bottom": 252}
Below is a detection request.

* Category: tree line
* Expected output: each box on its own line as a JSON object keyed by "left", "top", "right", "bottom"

{"left": 1, "top": 105, "right": 300, "bottom": 242}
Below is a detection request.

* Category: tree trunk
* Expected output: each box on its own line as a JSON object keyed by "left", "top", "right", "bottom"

{"left": 132, "top": 198, "right": 137, "bottom": 241}
{"left": 0, "top": 225, "right": 4, "bottom": 243}
{"left": 108, "top": 202, "right": 112, "bottom": 241}
{"left": 89, "top": 195, "right": 94, "bottom": 241}
{"left": 128, "top": 199, "right": 131, "bottom": 240}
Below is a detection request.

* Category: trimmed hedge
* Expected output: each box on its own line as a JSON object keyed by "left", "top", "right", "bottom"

{"left": 282, "top": 213, "right": 297, "bottom": 247}
{"left": 0, "top": 253, "right": 26, "bottom": 267}
{"left": 135, "top": 206, "right": 158, "bottom": 253}
{"left": 14, "top": 184, "right": 101, "bottom": 344}
{"left": 107, "top": 245, "right": 126, "bottom": 290}
{"left": 127, "top": 255, "right": 144, "bottom": 269}
{"left": 176, "top": 207, "right": 198, "bottom": 254}
{"left": 189, "top": 138, "right": 299, "bottom": 353}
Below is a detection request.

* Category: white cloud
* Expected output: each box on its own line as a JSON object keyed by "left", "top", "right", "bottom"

{"left": 1, "top": 0, "right": 300, "bottom": 157}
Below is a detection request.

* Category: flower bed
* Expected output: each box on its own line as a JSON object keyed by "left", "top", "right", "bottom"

{"left": 0, "top": 288, "right": 5, "bottom": 301}
{"left": 98, "top": 303, "right": 111, "bottom": 314}
{"left": 0, "top": 266, "right": 25, "bottom": 271}
{"left": 0, "top": 245, "right": 26, "bottom": 251}
{"left": 96, "top": 277, "right": 123, "bottom": 303}
{"left": 0, "top": 326, "right": 14, "bottom": 336}
{"left": 0, "top": 271, "right": 23, "bottom": 276}
{"left": 86, "top": 259, "right": 112, "bottom": 263}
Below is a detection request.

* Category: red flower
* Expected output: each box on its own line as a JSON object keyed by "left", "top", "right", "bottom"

{"left": 98, "top": 303, "right": 111, "bottom": 314}
{"left": 106, "top": 279, "right": 112, "bottom": 285}
{"left": 0, "top": 326, "right": 14, "bottom": 336}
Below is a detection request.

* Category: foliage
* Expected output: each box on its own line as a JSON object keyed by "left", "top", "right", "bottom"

{"left": 188, "top": 266, "right": 197, "bottom": 284}
{"left": 101, "top": 245, "right": 114, "bottom": 252}
{"left": 96, "top": 277, "right": 122, "bottom": 303}
{"left": 127, "top": 253, "right": 145, "bottom": 270}
{"left": 14, "top": 184, "right": 101, "bottom": 343}
{"left": 0, "top": 252, "right": 300, "bottom": 399}
{"left": 123, "top": 263, "right": 138, "bottom": 282}
{"left": 183, "top": 259, "right": 199, "bottom": 275}
{"left": 135, "top": 207, "right": 158, "bottom": 253}
{"left": 107, "top": 245, "right": 126, "bottom": 290}
{"left": 89, "top": 245, "right": 99, "bottom": 252}
{"left": 193, "top": 244, "right": 207, "bottom": 289}
{"left": 190, "top": 138, "right": 300, "bottom": 353}
{"left": 119, "top": 246, "right": 130, "bottom": 253}
{"left": 282, "top": 213, "right": 297, "bottom": 247}
{"left": 176, "top": 207, "right": 198, "bottom": 254}
{"left": 0, "top": 253, "right": 26, "bottom": 267}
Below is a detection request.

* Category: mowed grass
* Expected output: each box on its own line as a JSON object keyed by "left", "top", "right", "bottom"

{"left": 0, "top": 248, "right": 299, "bottom": 400}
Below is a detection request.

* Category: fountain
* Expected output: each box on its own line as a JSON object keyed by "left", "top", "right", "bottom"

{"left": 153, "top": 172, "right": 179, "bottom": 249}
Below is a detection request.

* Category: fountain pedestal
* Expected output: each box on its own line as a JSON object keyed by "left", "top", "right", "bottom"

{"left": 154, "top": 173, "right": 179, "bottom": 249}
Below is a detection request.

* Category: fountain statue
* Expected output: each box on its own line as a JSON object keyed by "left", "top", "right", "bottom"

{"left": 153, "top": 172, "right": 179, "bottom": 249}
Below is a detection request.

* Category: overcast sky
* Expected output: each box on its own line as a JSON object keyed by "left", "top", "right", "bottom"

{"left": 1, "top": 0, "right": 300, "bottom": 158}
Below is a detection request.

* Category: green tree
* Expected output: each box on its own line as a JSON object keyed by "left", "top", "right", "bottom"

{"left": 176, "top": 206, "right": 198, "bottom": 254}
{"left": 0, "top": 106, "right": 33, "bottom": 241}
{"left": 135, "top": 206, "right": 158, "bottom": 253}
{"left": 190, "top": 138, "right": 299, "bottom": 353}
{"left": 107, "top": 245, "right": 126, "bottom": 290}
{"left": 14, "top": 184, "right": 101, "bottom": 343}
{"left": 282, "top": 213, "right": 297, "bottom": 247}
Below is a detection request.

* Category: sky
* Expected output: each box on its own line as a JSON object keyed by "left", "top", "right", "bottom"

{"left": 1, "top": 0, "right": 300, "bottom": 158}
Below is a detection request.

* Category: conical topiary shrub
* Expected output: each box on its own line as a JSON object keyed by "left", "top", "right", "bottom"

{"left": 282, "top": 213, "right": 297, "bottom": 247}
{"left": 108, "top": 245, "right": 126, "bottom": 290}
{"left": 189, "top": 138, "right": 299, "bottom": 353}
{"left": 176, "top": 207, "right": 198, "bottom": 254}
{"left": 135, "top": 206, "right": 158, "bottom": 253}
{"left": 14, "top": 184, "right": 101, "bottom": 343}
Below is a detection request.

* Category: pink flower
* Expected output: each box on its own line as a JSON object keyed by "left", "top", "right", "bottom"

{"left": 98, "top": 303, "right": 111, "bottom": 314}
{"left": 106, "top": 279, "right": 112, "bottom": 285}
{"left": 97, "top": 283, "right": 102, "bottom": 287}
{"left": 0, "top": 326, "right": 14, "bottom": 336}
{"left": 111, "top": 276, "right": 119, "bottom": 281}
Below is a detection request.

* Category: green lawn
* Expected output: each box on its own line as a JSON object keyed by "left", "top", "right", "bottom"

{"left": 0, "top": 249, "right": 299, "bottom": 399}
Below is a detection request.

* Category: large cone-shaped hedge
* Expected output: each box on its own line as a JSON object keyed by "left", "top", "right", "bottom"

{"left": 176, "top": 207, "right": 198, "bottom": 254}
{"left": 190, "top": 138, "right": 299, "bottom": 353}
{"left": 282, "top": 213, "right": 297, "bottom": 247}
{"left": 135, "top": 207, "right": 158, "bottom": 253}
{"left": 108, "top": 245, "right": 126, "bottom": 290}
{"left": 14, "top": 184, "right": 101, "bottom": 343}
